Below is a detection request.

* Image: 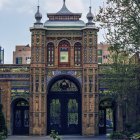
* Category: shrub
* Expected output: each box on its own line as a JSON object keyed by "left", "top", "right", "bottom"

{"left": 132, "top": 133, "right": 140, "bottom": 139}
{"left": 0, "top": 132, "right": 5, "bottom": 140}
{"left": 109, "top": 132, "right": 128, "bottom": 140}
{"left": 0, "top": 134, "right": 2, "bottom": 140}
{"left": 122, "top": 131, "right": 133, "bottom": 138}
{"left": 50, "top": 130, "right": 61, "bottom": 140}
{"left": 125, "top": 121, "right": 140, "bottom": 133}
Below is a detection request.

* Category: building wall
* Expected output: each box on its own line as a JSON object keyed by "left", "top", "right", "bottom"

{"left": 0, "top": 22, "right": 100, "bottom": 137}
{"left": 29, "top": 25, "right": 99, "bottom": 135}
{"left": 0, "top": 81, "right": 11, "bottom": 134}
{"left": 0, "top": 64, "right": 30, "bottom": 135}
{"left": 13, "top": 45, "right": 31, "bottom": 64}
{"left": 1, "top": 2, "right": 100, "bottom": 136}
{"left": 13, "top": 43, "right": 110, "bottom": 65}
{"left": 82, "top": 28, "right": 99, "bottom": 135}
{"left": 97, "top": 43, "right": 110, "bottom": 64}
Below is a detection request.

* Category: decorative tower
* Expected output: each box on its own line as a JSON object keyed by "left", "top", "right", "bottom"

{"left": 30, "top": 5, "right": 46, "bottom": 135}
{"left": 82, "top": 6, "right": 99, "bottom": 135}
{"left": 29, "top": 0, "right": 99, "bottom": 136}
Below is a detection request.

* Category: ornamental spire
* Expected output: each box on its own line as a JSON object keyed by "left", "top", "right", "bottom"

{"left": 86, "top": 5, "right": 94, "bottom": 26}
{"left": 34, "top": 0, "right": 42, "bottom": 25}
{"left": 57, "top": 0, "right": 72, "bottom": 14}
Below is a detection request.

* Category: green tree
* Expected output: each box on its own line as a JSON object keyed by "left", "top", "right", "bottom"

{"left": 97, "top": 0, "right": 140, "bottom": 131}
{"left": 96, "top": 0, "right": 140, "bottom": 52}
{"left": 99, "top": 52, "right": 140, "bottom": 131}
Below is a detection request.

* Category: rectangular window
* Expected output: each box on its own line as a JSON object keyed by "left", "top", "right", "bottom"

{"left": 98, "top": 57, "right": 102, "bottom": 64}
{"left": 26, "top": 57, "right": 31, "bottom": 64}
{"left": 60, "top": 48, "right": 69, "bottom": 63}
{"left": 97, "top": 50, "right": 102, "bottom": 56}
{"left": 36, "top": 83, "right": 39, "bottom": 92}
{"left": 16, "top": 57, "right": 22, "bottom": 64}
{"left": 42, "top": 84, "right": 44, "bottom": 92}
{"left": 47, "top": 44, "right": 54, "bottom": 66}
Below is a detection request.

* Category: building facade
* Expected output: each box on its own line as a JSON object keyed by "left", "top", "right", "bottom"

{"left": 13, "top": 43, "right": 110, "bottom": 64}
{"left": 0, "top": 46, "right": 4, "bottom": 64}
{"left": 97, "top": 43, "right": 110, "bottom": 64}
{"left": 13, "top": 45, "right": 31, "bottom": 64}
{"left": 0, "top": 1, "right": 99, "bottom": 136}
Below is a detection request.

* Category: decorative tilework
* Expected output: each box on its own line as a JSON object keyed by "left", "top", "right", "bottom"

{"left": 89, "top": 47, "right": 93, "bottom": 63}
{"left": 47, "top": 70, "right": 82, "bottom": 84}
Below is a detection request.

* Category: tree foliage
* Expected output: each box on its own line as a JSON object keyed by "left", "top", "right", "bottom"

{"left": 97, "top": 0, "right": 140, "bottom": 131}
{"left": 96, "top": 0, "right": 140, "bottom": 52}
{"left": 99, "top": 53, "right": 139, "bottom": 97}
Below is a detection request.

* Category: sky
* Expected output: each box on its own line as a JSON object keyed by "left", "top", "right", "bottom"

{"left": 0, "top": 0, "right": 106, "bottom": 64}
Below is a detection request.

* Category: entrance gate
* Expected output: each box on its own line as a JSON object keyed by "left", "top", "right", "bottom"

{"left": 99, "top": 98, "right": 116, "bottom": 134}
{"left": 13, "top": 99, "right": 29, "bottom": 135}
{"left": 47, "top": 78, "right": 81, "bottom": 135}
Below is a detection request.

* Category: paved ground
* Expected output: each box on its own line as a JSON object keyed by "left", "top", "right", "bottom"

{"left": 6, "top": 135, "right": 109, "bottom": 140}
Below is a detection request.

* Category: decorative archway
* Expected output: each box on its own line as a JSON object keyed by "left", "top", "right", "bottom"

{"left": 12, "top": 98, "right": 29, "bottom": 135}
{"left": 47, "top": 75, "right": 82, "bottom": 135}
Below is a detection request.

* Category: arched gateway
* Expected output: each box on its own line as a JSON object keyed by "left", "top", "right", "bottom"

{"left": 47, "top": 75, "right": 82, "bottom": 135}
{"left": 0, "top": 0, "right": 99, "bottom": 136}
{"left": 29, "top": 0, "right": 99, "bottom": 136}
{"left": 12, "top": 98, "right": 29, "bottom": 135}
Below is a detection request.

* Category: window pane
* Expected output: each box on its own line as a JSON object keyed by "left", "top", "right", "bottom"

{"left": 47, "top": 43, "right": 54, "bottom": 65}
{"left": 74, "top": 43, "right": 81, "bottom": 65}
{"left": 16, "top": 57, "right": 22, "bottom": 64}
{"left": 98, "top": 50, "right": 102, "bottom": 56}
{"left": 60, "top": 48, "right": 68, "bottom": 62}
{"left": 98, "top": 57, "right": 102, "bottom": 64}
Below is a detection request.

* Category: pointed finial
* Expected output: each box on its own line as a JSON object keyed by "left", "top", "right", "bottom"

{"left": 86, "top": 6, "right": 94, "bottom": 26}
{"left": 34, "top": 1, "right": 42, "bottom": 25}
{"left": 63, "top": 0, "right": 66, "bottom": 4}
{"left": 37, "top": 0, "right": 40, "bottom": 12}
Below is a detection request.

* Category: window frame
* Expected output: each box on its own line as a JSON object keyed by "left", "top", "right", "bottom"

{"left": 74, "top": 42, "right": 82, "bottom": 66}
{"left": 58, "top": 40, "right": 70, "bottom": 67}
{"left": 47, "top": 43, "right": 54, "bottom": 66}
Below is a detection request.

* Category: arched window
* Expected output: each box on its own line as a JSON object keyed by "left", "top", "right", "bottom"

{"left": 74, "top": 42, "right": 82, "bottom": 66}
{"left": 58, "top": 40, "right": 70, "bottom": 67}
{"left": 47, "top": 43, "right": 54, "bottom": 66}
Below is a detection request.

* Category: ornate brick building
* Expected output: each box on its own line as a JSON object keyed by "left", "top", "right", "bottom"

{"left": 0, "top": 0, "right": 99, "bottom": 136}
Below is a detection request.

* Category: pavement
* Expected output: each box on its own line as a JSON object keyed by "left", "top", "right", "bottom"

{"left": 6, "top": 135, "right": 109, "bottom": 140}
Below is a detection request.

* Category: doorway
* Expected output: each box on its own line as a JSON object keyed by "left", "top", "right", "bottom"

{"left": 12, "top": 99, "right": 29, "bottom": 135}
{"left": 47, "top": 77, "right": 81, "bottom": 135}
{"left": 99, "top": 98, "right": 116, "bottom": 134}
